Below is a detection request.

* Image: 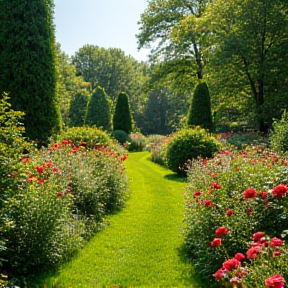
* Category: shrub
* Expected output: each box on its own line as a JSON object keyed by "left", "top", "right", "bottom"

{"left": 226, "top": 132, "right": 267, "bottom": 149}
{"left": 127, "top": 132, "right": 146, "bottom": 152}
{"left": 187, "top": 82, "right": 214, "bottom": 132}
{"left": 150, "top": 135, "right": 171, "bottom": 166}
{"left": 165, "top": 127, "right": 222, "bottom": 175}
{"left": 113, "top": 92, "right": 133, "bottom": 134}
{"left": 270, "top": 110, "right": 288, "bottom": 153}
{"left": 183, "top": 147, "right": 288, "bottom": 285}
{"left": 113, "top": 129, "right": 129, "bottom": 145}
{"left": 58, "top": 126, "right": 112, "bottom": 149}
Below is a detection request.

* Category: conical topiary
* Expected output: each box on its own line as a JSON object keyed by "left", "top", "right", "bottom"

{"left": 187, "top": 82, "right": 214, "bottom": 132}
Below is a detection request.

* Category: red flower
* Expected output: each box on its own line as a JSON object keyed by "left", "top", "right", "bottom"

{"left": 72, "top": 146, "right": 79, "bottom": 152}
{"left": 246, "top": 247, "right": 261, "bottom": 259}
{"left": 202, "top": 159, "right": 207, "bottom": 166}
{"left": 214, "top": 268, "right": 226, "bottom": 281}
{"left": 235, "top": 253, "right": 245, "bottom": 261}
{"left": 37, "top": 179, "right": 44, "bottom": 185}
{"left": 80, "top": 141, "right": 87, "bottom": 147}
{"left": 272, "top": 184, "right": 288, "bottom": 199}
{"left": 193, "top": 190, "right": 201, "bottom": 198}
{"left": 203, "top": 199, "right": 213, "bottom": 208}
{"left": 212, "top": 182, "right": 221, "bottom": 189}
{"left": 253, "top": 232, "right": 265, "bottom": 242}
{"left": 265, "top": 274, "right": 285, "bottom": 288}
{"left": 273, "top": 251, "right": 281, "bottom": 257}
{"left": 21, "top": 157, "right": 32, "bottom": 163}
{"left": 260, "top": 191, "right": 268, "bottom": 199}
{"left": 215, "top": 226, "right": 230, "bottom": 238}
{"left": 211, "top": 238, "right": 221, "bottom": 247}
{"left": 269, "top": 237, "right": 283, "bottom": 248}
{"left": 57, "top": 191, "right": 63, "bottom": 198}
{"left": 36, "top": 165, "right": 44, "bottom": 174}
{"left": 44, "top": 162, "right": 53, "bottom": 168}
{"left": 222, "top": 258, "right": 241, "bottom": 271}
{"left": 246, "top": 208, "right": 253, "bottom": 215}
{"left": 121, "top": 154, "right": 128, "bottom": 162}
{"left": 244, "top": 188, "right": 257, "bottom": 199}
{"left": 227, "top": 209, "right": 234, "bottom": 216}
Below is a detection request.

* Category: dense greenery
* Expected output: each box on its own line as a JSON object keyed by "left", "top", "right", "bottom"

{"left": 0, "top": 0, "right": 62, "bottom": 144}
{"left": 113, "top": 92, "right": 133, "bottom": 134}
{"left": 187, "top": 82, "right": 213, "bottom": 132}
{"left": 85, "top": 86, "right": 112, "bottom": 131}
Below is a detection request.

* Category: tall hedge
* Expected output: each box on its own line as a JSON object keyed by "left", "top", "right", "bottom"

{"left": 0, "top": 0, "right": 61, "bottom": 144}
{"left": 187, "top": 82, "right": 214, "bottom": 132}
{"left": 85, "top": 86, "right": 112, "bottom": 131}
{"left": 113, "top": 92, "right": 132, "bottom": 134}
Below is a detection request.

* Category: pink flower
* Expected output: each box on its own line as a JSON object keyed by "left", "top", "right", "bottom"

{"left": 272, "top": 251, "right": 281, "bottom": 257}
{"left": 193, "top": 190, "right": 201, "bottom": 198}
{"left": 211, "top": 238, "right": 221, "bottom": 247}
{"left": 227, "top": 209, "right": 234, "bottom": 216}
{"left": 215, "top": 226, "right": 230, "bottom": 238}
{"left": 235, "top": 253, "right": 245, "bottom": 261}
{"left": 253, "top": 232, "right": 265, "bottom": 242}
{"left": 265, "top": 274, "right": 285, "bottom": 288}
{"left": 272, "top": 184, "right": 288, "bottom": 199}
{"left": 247, "top": 247, "right": 261, "bottom": 259}
{"left": 269, "top": 237, "right": 283, "bottom": 248}
{"left": 212, "top": 182, "right": 221, "bottom": 189}
{"left": 244, "top": 188, "right": 257, "bottom": 199}
{"left": 222, "top": 258, "right": 241, "bottom": 271}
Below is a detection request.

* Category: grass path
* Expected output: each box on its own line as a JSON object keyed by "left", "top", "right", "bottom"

{"left": 44, "top": 152, "right": 202, "bottom": 288}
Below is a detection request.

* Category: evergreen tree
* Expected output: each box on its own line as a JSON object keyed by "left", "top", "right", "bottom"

{"left": 85, "top": 86, "right": 111, "bottom": 131}
{"left": 113, "top": 92, "right": 132, "bottom": 134}
{"left": 187, "top": 82, "right": 214, "bottom": 132}
{"left": 69, "top": 89, "right": 90, "bottom": 127}
{"left": 0, "top": 0, "right": 61, "bottom": 144}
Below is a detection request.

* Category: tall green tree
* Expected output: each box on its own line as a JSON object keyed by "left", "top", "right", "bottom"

{"left": 69, "top": 89, "right": 90, "bottom": 127}
{"left": 0, "top": 0, "right": 61, "bottom": 144}
{"left": 187, "top": 82, "right": 213, "bottom": 132}
{"left": 113, "top": 92, "right": 133, "bottom": 134}
{"left": 202, "top": 0, "right": 288, "bottom": 132}
{"left": 85, "top": 86, "right": 112, "bottom": 131}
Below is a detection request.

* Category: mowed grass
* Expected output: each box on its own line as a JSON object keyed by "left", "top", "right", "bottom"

{"left": 41, "top": 152, "right": 203, "bottom": 288}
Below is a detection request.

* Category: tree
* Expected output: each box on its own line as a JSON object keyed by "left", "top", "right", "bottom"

{"left": 69, "top": 89, "right": 90, "bottom": 127}
{"left": 202, "top": 0, "right": 288, "bottom": 132}
{"left": 187, "top": 82, "right": 213, "bottom": 132}
{"left": 85, "top": 86, "right": 112, "bottom": 131}
{"left": 0, "top": 0, "right": 61, "bottom": 144}
{"left": 113, "top": 92, "right": 133, "bottom": 134}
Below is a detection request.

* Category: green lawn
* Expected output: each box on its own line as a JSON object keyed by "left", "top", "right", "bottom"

{"left": 41, "top": 152, "right": 203, "bottom": 288}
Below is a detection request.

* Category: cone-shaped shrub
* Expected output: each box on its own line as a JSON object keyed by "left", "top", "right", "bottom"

{"left": 85, "top": 86, "right": 112, "bottom": 131}
{"left": 113, "top": 92, "right": 132, "bottom": 134}
{"left": 187, "top": 82, "right": 214, "bottom": 132}
{"left": 69, "top": 89, "right": 90, "bottom": 127}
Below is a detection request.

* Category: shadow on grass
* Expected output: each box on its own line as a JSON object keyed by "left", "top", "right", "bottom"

{"left": 164, "top": 173, "right": 187, "bottom": 183}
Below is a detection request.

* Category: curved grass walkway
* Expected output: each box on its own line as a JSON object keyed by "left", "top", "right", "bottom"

{"left": 44, "top": 152, "right": 202, "bottom": 288}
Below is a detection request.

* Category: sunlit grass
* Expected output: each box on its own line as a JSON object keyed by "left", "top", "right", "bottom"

{"left": 38, "top": 152, "right": 204, "bottom": 288}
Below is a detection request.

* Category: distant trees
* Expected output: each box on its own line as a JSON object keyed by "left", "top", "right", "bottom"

{"left": 113, "top": 92, "right": 133, "bottom": 134}
{"left": 0, "top": 0, "right": 61, "bottom": 144}
{"left": 86, "top": 86, "right": 112, "bottom": 131}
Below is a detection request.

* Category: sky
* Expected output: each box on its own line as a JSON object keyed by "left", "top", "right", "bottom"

{"left": 53, "top": 0, "right": 151, "bottom": 62}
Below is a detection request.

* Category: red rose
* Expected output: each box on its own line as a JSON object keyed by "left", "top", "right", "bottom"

{"left": 265, "top": 274, "right": 285, "bottom": 288}
{"left": 36, "top": 165, "right": 44, "bottom": 174}
{"left": 269, "top": 237, "right": 283, "bottom": 248}
{"left": 253, "top": 232, "right": 265, "bottom": 242}
{"left": 37, "top": 179, "right": 44, "bottom": 185}
{"left": 121, "top": 154, "right": 128, "bottom": 162}
{"left": 222, "top": 258, "right": 241, "bottom": 271}
{"left": 214, "top": 268, "right": 226, "bottom": 281}
{"left": 212, "top": 182, "right": 221, "bottom": 189}
{"left": 272, "top": 184, "right": 288, "bottom": 199}
{"left": 273, "top": 251, "right": 281, "bottom": 257}
{"left": 57, "top": 191, "right": 63, "bottom": 198}
{"left": 235, "top": 253, "right": 245, "bottom": 261}
{"left": 246, "top": 208, "right": 253, "bottom": 215}
{"left": 247, "top": 247, "right": 261, "bottom": 259}
{"left": 203, "top": 199, "right": 213, "bottom": 208}
{"left": 193, "top": 190, "right": 201, "bottom": 198}
{"left": 244, "top": 188, "right": 257, "bottom": 199}
{"left": 211, "top": 238, "right": 221, "bottom": 247}
{"left": 215, "top": 226, "right": 230, "bottom": 238}
{"left": 260, "top": 191, "right": 268, "bottom": 199}
{"left": 227, "top": 209, "right": 234, "bottom": 216}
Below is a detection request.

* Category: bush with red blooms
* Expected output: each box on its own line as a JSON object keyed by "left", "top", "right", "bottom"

{"left": 183, "top": 146, "right": 288, "bottom": 286}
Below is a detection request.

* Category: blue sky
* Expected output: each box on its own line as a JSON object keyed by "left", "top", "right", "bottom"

{"left": 53, "top": 0, "right": 150, "bottom": 61}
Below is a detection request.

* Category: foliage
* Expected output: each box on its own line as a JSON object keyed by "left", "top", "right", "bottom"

{"left": 183, "top": 147, "right": 288, "bottom": 286}
{"left": 166, "top": 127, "right": 222, "bottom": 175}
{"left": 187, "top": 82, "right": 214, "bottom": 132}
{"left": 226, "top": 132, "right": 268, "bottom": 149}
{"left": 0, "top": 0, "right": 62, "bottom": 144}
{"left": 270, "top": 110, "right": 288, "bottom": 154}
{"left": 127, "top": 132, "right": 146, "bottom": 152}
{"left": 150, "top": 135, "right": 171, "bottom": 166}
{"left": 85, "top": 86, "right": 112, "bottom": 131}
{"left": 68, "top": 89, "right": 90, "bottom": 127}
{"left": 113, "top": 130, "right": 129, "bottom": 145}
{"left": 58, "top": 126, "right": 113, "bottom": 149}
{"left": 113, "top": 92, "right": 133, "bottom": 134}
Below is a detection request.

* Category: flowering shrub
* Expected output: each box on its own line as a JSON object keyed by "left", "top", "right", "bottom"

{"left": 150, "top": 135, "right": 171, "bottom": 166}
{"left": 183, "top": 147, "right": 288, "bottom": 286}
{"left": 127, "top": 132, "right": 146, "bottom": 152}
